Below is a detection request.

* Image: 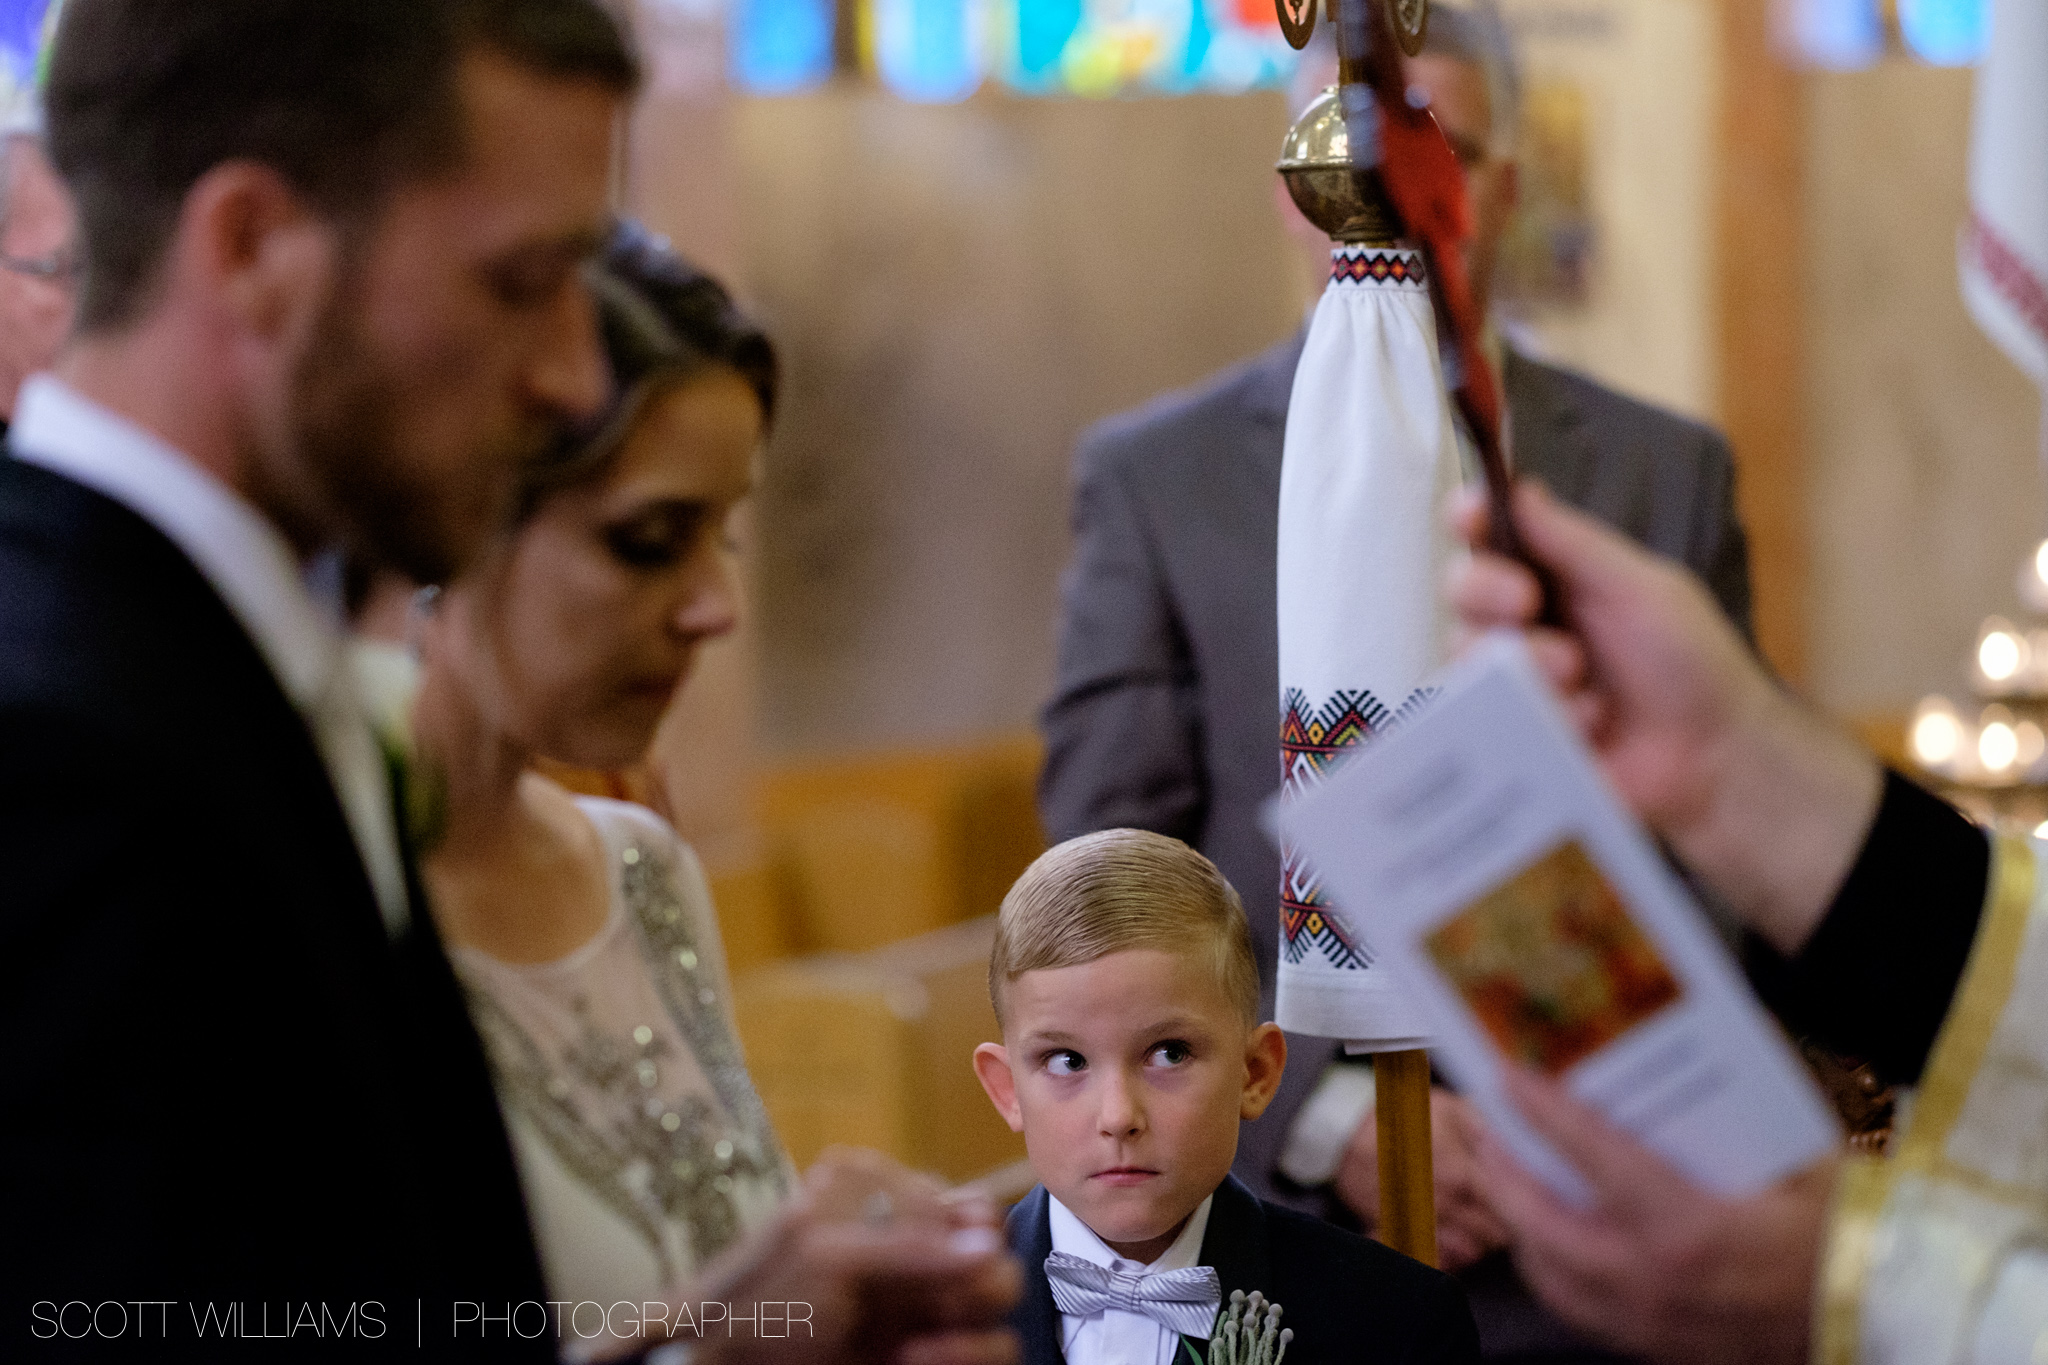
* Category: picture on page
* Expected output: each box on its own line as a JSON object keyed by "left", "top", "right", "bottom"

{"left": 1426, "top": 839, "right": 1682, "bottom": 1076}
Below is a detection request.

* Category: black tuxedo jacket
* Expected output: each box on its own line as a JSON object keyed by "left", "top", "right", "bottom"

{"left": 0, "top": 455, "right": 548, "bottom": 1358}
{"left": 1006, "top": 1177, "right": 1480, "bottom": 1365}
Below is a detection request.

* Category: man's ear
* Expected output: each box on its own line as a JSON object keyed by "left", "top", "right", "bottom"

{"left": 973, "top": 1042, "right": 1025, "bottom": 1133}
{"left": 1239, "top": 1023, "right": 1288, "bottom": 1121}
{"left": 174, "top": 159, "right": 336, "bottom": 347}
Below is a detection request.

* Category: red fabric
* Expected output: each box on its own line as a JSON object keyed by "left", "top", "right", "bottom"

{"left": 1373, "top": 84, "right": 1502, "bottom": 449}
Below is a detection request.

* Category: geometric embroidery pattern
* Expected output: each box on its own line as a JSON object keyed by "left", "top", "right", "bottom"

{"left": 1329, "top": 247, "right": 1429, "bottom": 290}
{"left": 1278, "top": 685, "right": 1437, "bottom": 970}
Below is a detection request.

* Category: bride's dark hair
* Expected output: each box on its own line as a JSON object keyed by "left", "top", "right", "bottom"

{"left": 516, "top": 220, "right": 778, "bottom": 521}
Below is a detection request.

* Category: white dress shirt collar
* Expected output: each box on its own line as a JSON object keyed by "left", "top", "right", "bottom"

{"left": 1047, "top": 1191, "right": 1216, "bottom": 1365}
{"left": 9, "top": 373, "right": 341, "bottom": 707}
{"left": 9, "top": 373, "right": 409, "bottom": 934}
{"left": 1049, "top": 1193, "right": 1214, "bottom": 1275}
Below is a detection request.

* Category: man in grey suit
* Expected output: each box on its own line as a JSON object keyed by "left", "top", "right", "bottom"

{"left": 1038, "top": 10, "right": 1748, "bottom": 1362}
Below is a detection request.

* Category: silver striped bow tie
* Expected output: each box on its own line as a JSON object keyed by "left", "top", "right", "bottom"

{"left": 1044, "top": 1251, "right": 1222, "bottom": 1338}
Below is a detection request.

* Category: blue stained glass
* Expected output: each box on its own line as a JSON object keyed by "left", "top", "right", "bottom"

{"left": 1194, "top": 0, "right": 1295, "bottom": 93}
{"left": 875, "top": 0, "right": 983, "bottom": 101}
{"left": 1013, "top": 0, "right": 1085, "bottom": 85}
{"left": 1897, "top": 0, "right": 1985, "bottom": 65}
{"left": 996, "top": 0, "right": 1294, "bottom": 95}
{"left": 729, "top": 0, "right": 835, "bottom": 94}
{"left": 0, "top": 0, "right": 53, "bottom": 91}
{"left": 1175, "top": 0, "right": 1214, "bottom": 88}
{"left": 1777, "top": 0, "right": 1883, "bottom": 69}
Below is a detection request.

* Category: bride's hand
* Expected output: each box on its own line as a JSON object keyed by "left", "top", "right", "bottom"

{"left": 571, "top": 1147, "right": 1020, "bottom": 1365}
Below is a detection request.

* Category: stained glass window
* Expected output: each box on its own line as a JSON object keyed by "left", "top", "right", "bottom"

{"left": 0, "top": 0, "right": 55, "bottom": 108}
{"left": 1896, "top": 0, "right": 1986, "bottom": 65}
{"left": 993, "top": 0, "right": 1297, "bottom": 97}
{"left": 875, "top": 0, "right": 985, "bottom": 101}
{"left": 1775, "top": 0, "right": 1885, "bottom": 68}
{"left": 1774, "top": 0, "right": 1986, "bottom": 69}
{"left": 726, "top": 0, "right": 1297, "bottom": 97}
{"left": 729, "top": 0, "right": 837, "bottom": 93}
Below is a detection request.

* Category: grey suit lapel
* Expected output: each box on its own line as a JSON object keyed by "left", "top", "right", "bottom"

{"left": 1246, "top": 330, "right": 1307, "bottom": 427}
{"left": 1237, "top": 331, "right": 1306, "bottom": 514}
{"left": 1503, "top": 347, "right": 1595, "bottom": 505}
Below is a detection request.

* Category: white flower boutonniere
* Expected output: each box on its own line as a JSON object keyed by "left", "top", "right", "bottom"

{"left": 1185, "top": 1290, "right": 1292, "bottom": 1365}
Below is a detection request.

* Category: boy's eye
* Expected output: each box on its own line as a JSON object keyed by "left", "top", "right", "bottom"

{"left": 1045, "top": 1050, "right": 1087, "bottom": 1077}
{"left": 1147, "top": 1041, "right": 1193, "bottom": 1067}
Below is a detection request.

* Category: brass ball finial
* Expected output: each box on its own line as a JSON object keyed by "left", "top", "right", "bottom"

{"left": 1276, "top": 86, "right": 1399, "bottom": 245}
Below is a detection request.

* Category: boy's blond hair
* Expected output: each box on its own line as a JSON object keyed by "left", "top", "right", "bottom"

{"left": 989, "top": 828, "right": 1261, "bottom": 1029}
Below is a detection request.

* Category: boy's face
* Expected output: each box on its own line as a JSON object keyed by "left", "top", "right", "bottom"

{"left": 974, "top": 948, "right": 1286, "bottom": 1263}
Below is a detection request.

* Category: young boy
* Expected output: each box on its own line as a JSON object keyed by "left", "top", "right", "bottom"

{"left": 974, "top": 829, "right": 1480, "bottom": 1365}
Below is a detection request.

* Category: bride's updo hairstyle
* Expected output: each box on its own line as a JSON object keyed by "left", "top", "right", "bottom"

{"left": 515, "top": 220, "right": 779, "bottom": 522}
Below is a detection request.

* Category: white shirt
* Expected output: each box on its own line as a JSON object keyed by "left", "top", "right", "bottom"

{"left": 1048, "top": 1194, "right": 1215, "bottom": 1365}
{"left": 10, "top": 374, "right": 410, "bottom": 934}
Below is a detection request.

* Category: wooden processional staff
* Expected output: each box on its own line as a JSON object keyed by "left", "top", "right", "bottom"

{"left": 1269, "top": 0, "right": 1554, "bottom": 1270}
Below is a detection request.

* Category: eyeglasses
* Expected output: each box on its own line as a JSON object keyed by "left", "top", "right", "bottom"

{"left": 0, "top": 246, "right": 80, "bottom": 287}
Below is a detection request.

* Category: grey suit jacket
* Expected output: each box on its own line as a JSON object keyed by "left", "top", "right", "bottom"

{"left": 1036, "top": 332, "right": 1747, "bottom": 1363}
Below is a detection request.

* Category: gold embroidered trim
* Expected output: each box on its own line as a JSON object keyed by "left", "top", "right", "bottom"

{"left": 1894, "top": 833, "right": 2039, "bottom": 1171}
{"left": 1816, "top": 1155, "right": 1890, "bottom": 1365}
{"left": 1814, "top": 831, "right": 2037, "bottom": 1365}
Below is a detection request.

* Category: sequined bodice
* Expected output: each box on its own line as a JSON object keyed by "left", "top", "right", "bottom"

{"left": 455, "top": 799, "right": 790, "bottom": 1296}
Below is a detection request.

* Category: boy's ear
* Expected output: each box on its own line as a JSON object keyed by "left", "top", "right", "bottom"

{"left": 1239, "top": 1023, "right": 1288, "bottom": 1121}
{"left": 973, "top": 1042, "right": 1025, "bottom": 1132}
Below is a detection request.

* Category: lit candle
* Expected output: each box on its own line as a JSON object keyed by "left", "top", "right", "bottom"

{"left": 1978, "top": 620, "right": 2027, "bottom": 685}
{"left": 1911, "top": 696, "right": 1963, "bottom": 769}
{"left": 1979, "top": 712, "right": 2019, "bottom": 773}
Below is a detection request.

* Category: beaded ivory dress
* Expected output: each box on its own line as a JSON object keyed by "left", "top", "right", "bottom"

{"left": 453, "top": 797, "right": 792, "bottom": 1305}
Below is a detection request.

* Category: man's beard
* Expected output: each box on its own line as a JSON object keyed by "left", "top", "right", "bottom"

{"left": 288, "top": 294, "right": 532, "bottom": 586}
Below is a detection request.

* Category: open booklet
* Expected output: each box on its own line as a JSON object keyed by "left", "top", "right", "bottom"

{"left": 1269, "top": 633, "right": 1841, "bottom": 1207}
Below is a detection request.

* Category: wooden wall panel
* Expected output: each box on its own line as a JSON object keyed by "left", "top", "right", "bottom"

{"left": 1716, "top": 0, "right": 1809, "bottom": 685}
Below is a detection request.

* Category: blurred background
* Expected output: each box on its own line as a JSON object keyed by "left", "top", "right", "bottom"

{"left": 627, "top": 0, "right": 2040, "bottom": 1189}
{"left": 6, "top": 0, "right": 2038, "bottom": 1186}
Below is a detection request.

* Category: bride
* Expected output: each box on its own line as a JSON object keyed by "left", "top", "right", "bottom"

{"left": 353, "top": 225, "right": 1018, "bottom": 1362}
{"left": 411, "top": 223, "right": 789, "bottom": 1305}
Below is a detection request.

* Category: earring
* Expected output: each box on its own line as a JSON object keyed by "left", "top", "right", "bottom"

{"left": 405, "top": 585, "right": 442, "bottom": 662}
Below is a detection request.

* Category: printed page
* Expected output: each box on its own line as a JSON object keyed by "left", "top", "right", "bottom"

{"left": 1271, "top": 634, "right": 1840, "bottom": 1205}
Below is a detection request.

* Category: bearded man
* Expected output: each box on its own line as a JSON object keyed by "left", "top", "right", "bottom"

{"left": 0, "top": 4, "right": 1018, "bottom": 1361}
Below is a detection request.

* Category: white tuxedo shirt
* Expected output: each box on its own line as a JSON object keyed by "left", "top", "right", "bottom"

{"left": 1048, "top": 1193, "right": 1215, "bottom": 1365}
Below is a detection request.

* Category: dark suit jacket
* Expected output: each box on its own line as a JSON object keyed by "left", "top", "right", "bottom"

{"left": 1007, "top": 1176, "right": 1480, "bottom": 1365}
{"left": 0, "top": 455, "right": 549, "bottom": 1359}
{"left": 1037, "top": 335, "right": 1744, "bottom": 1361}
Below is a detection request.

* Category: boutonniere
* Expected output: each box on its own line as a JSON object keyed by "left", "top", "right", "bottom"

{"left": 1184, "top": 1290, "right": 1292, "bottom": 1365}
{"left": 347, "top": 640, "right": 446, "bottom": 852}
